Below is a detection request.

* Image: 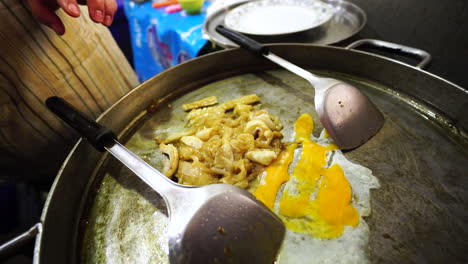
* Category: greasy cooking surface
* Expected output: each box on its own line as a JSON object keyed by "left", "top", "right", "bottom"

{"left": 81, "top": 69, "right": 468, "bottom": 263}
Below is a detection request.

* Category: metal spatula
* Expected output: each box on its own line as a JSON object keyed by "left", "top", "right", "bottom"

{"left": 46, "top": 97, "right": 285, "bottom": 264}
{"left": 216, "top": 25, "right": 384, "bottom": 150}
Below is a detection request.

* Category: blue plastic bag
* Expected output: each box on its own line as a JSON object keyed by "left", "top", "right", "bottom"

{"left": 124, "top": 0, "right": 210, "bottom": 82}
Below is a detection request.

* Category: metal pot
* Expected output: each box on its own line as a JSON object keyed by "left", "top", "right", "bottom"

{"left": 1, "top": 39, "right": 467, "bottom": 263}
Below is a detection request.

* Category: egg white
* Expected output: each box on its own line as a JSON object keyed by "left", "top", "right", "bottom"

{"left": 272, "top": 130, "right": 380, "bottom": 264}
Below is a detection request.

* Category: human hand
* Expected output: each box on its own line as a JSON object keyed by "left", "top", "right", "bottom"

{"left": 27, "top": 0, "right": 118, "bottom": 35}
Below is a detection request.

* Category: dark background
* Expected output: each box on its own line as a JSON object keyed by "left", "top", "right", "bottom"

{"left": 1, "top": 0, "right": 467, "bottom": 263}
{"left": 343, "top": 0, "right": 468, "bottom": 89}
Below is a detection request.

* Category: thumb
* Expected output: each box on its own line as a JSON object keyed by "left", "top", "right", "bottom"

{"left": 57, "top": 0, "right": 81, "bottom": 18}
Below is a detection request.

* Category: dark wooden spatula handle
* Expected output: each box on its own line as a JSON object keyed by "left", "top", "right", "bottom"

{"left": 216, "top": 25, "right": 269, "bottom": 55}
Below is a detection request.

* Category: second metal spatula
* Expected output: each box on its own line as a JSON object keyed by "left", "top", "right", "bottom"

{"left": 46, "top": 96, "right": 285, "bottom": 264}
{"left": 216, "top": 25, "right": 384, "bottom": 150}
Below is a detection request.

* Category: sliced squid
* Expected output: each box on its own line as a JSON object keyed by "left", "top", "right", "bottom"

{"left": 180, "top": 136, "right": 203, "bottom": 149}
{"left": 156, "top": 94, "right": 285, "bottom": 188}
{"left": 246, "top": 149, "right": 278, "bottom": 166}
{"left": 244, "top": 120, "right": 271, "bottom": 136}
{"left": 219, "top": 94, "right": 260, "bottom": 111}
{"left": 195, "top": 128, "right": 213, "bottom": 141}
{"left": 159, "top": 143, "right": 179, "bottom": 178}
{"left": 177, "top": 160, "right": 218, "bottom": 185}
{"left": 182, "top": 96, "right": 218, "bottom": 111}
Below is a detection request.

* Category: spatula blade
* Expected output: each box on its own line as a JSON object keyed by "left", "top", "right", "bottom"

{"left": 319, "top": 83, "right": 384, "bottom": 150}
{"left": 169, "top": 188, "right": 285, "bottom": 264}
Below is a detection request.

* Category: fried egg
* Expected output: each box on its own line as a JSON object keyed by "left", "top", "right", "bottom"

{"left": 254, "top": 113, "right": 380, "bottom": 263}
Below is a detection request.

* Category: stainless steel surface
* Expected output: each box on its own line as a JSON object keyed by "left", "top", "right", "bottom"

{"left": 105, "top": 141, "right": 285, "bottom": 263}
{"left": 203, "top": 0, "right": 367, "bottom": 47}
{"left": 30, "top": 43, "right": 467, "bottom": 264}
{"left": 346, "top": 39, "right": 432, "bottom": 69}
{"left": 263, "top": 51, "right": 384, "bottom": 149}
{"left": 223, "top": 0, "right": 334, "bottom": 37}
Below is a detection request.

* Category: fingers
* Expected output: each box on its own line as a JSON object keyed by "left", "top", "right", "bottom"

{"left": 87, "top": 0, "right": 104, "bottom": 23}
{"left": 103, "top": 0, "right": 117, "bottom": 26}
{"left": 57, "top": 0, "right": 81, "bottom": 18}
{"left": 27, "top": 0, "right": 66, "bottom": 35}
{"left": 29, "top": 0, "right": 117, "bottom": 32}
{"left": 87, "top": 0, "right": 117, "bottom": 26}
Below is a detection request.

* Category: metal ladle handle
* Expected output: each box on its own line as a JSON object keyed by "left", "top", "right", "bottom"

{"left": 0, "top": 223, "right": 42, "bottom": 260}
{"left": 45, "top": 97, "right": 180, "bottom": 209}
{"left": 346, "top": 39, "right": 432, "bottom": 69}
{"left": 215, "top": 25, "right": 327, "bottom": 89}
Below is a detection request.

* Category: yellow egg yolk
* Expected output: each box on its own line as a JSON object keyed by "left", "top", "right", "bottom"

{"left": 254, "top": 143, "right": 297, "bottom": 209}
{"left": 254, "top": 113, "right": 359, "bottom": 238}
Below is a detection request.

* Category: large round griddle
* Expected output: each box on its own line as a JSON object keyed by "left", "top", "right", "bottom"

{"left": 23, "top": 42, "right": 468, "bottom": 264}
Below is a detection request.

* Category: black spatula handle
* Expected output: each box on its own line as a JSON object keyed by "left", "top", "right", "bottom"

{"left": 46, "top": 96, "right": 116, "bottom": 152}
{"left": 216, "top": 25, "right": 269, "bottom": 55}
